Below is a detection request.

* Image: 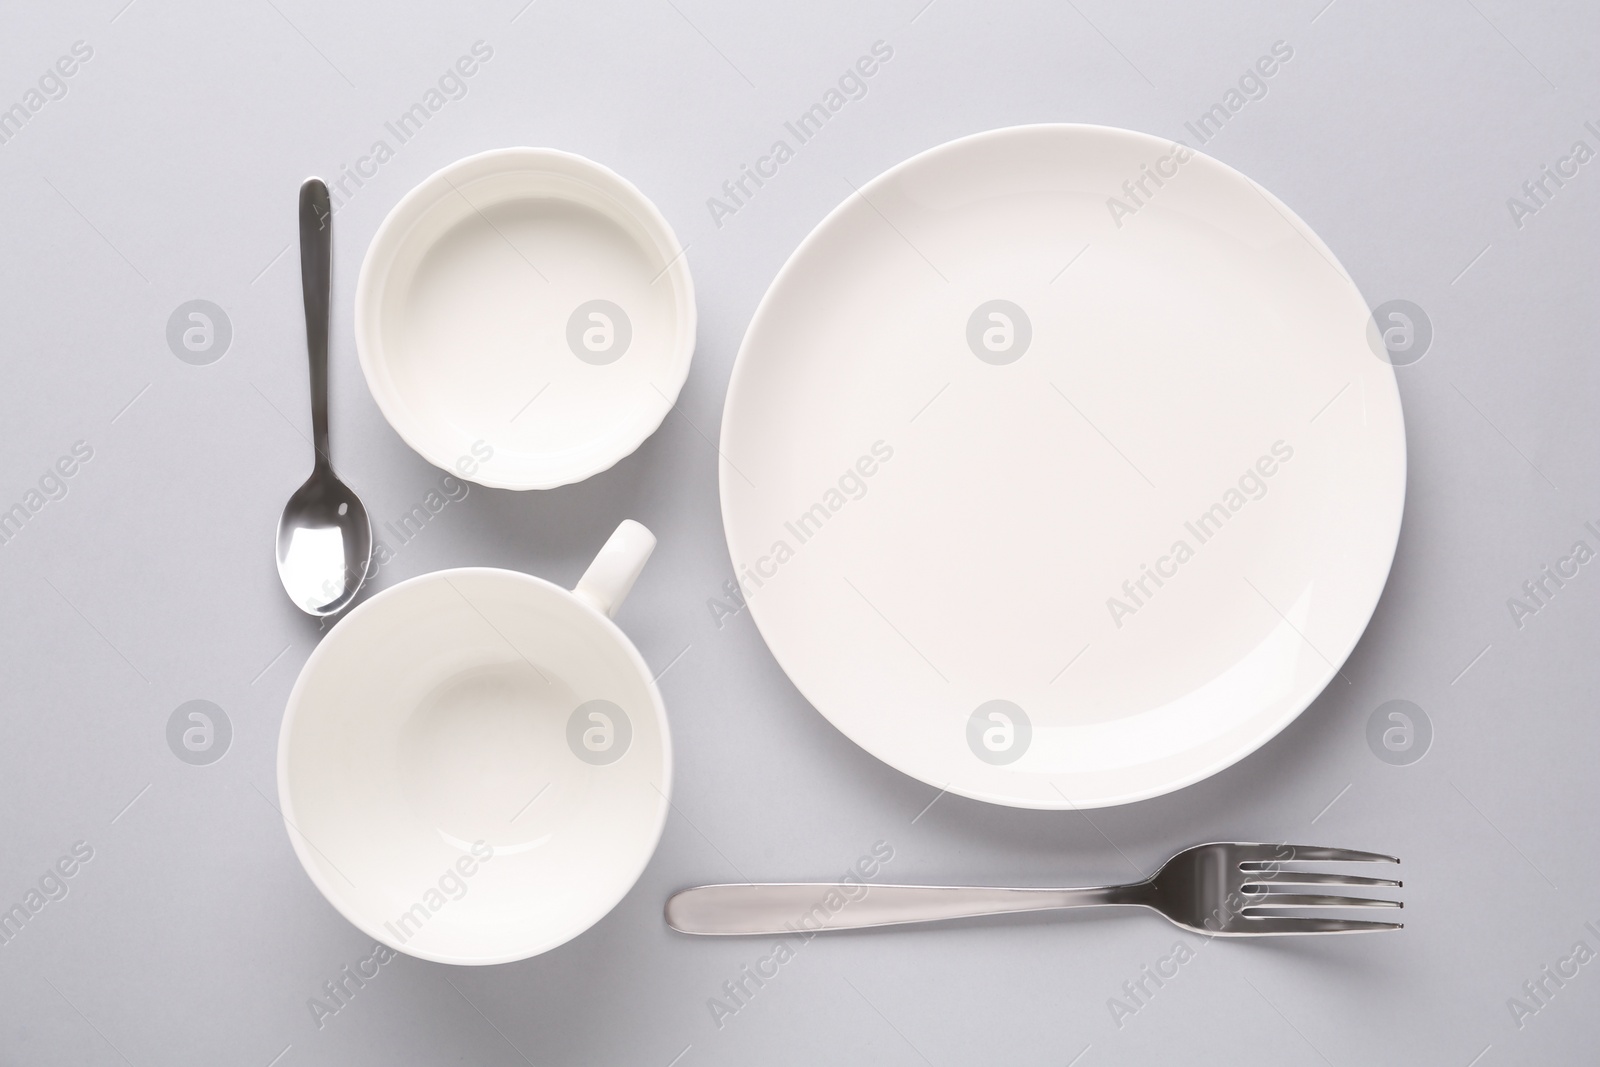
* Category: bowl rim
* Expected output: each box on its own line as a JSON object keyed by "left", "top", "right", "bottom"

{"left": 354, "top": 146, "right": 697, "bottom": 491}
{"left": 275, "top": 565, "right": 673, "bottom": 966}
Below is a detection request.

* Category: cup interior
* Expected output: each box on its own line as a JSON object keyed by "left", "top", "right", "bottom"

{"left": 278, "top": 568, "right": 670, "bottom": 965}
{"left": 355, "top": 148, "right": 696, "bottom": 490}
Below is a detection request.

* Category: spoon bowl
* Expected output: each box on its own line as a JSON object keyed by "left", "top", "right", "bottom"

{"left": 277, "top": 464, "right": 372, "bottom": 616}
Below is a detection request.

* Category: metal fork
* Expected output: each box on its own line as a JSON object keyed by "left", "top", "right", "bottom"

{"left": 665, "top": 842, "right": 1402, "bottom": 937}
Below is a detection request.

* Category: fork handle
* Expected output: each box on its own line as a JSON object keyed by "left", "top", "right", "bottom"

{"left": 666, "top": 883, "right": 1145, "bottom": 935}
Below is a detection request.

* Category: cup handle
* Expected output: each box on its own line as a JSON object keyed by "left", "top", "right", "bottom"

{"left": 573, "top": 520, "right": 657, "bottom": 619}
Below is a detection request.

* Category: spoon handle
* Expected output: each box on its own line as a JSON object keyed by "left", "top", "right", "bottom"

{"left": 298, "top": 178, "right": 333, "bottom": 465}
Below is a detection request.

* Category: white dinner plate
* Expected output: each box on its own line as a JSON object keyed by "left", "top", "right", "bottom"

{"left": 719, "top": 124, "right": 1405, "bottom": 809}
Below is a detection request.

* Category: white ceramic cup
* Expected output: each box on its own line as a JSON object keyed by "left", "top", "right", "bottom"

{"left": 277, "top": 520, "right": 670, "bottom": 965}
{"left": 355, "top": 147, "right": 696, "bottom": 490}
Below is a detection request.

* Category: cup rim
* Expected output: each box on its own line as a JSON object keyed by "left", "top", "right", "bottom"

{"left": 276, "top": 565, "right": 672, "bottom": 965}
{"left": 354, "top": 146, "right": 697, "bottom": 491}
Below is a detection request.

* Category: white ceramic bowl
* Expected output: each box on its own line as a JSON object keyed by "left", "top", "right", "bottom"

{"left": 277, "top": 522, "right": 670, "bottom": 965}
{"left": 355, "top": 148, "right": 696, "bottom": 490}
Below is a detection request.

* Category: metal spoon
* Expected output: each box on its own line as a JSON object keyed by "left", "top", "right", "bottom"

{"left": 275, "top": 178, "right": 372, "bottom": 617}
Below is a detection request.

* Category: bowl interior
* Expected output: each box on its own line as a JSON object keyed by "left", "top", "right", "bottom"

{"left": 357, "top": 148, "right": 695, "bottom": 489}
{"left": 279, "top": 568, "right": 669, "bottom": 964}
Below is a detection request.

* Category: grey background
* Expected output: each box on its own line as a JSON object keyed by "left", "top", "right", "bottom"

{"left": 1, "top": 0, "right": 1597, "bottom": 1063}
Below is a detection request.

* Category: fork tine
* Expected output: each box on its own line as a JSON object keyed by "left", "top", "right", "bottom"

{"left": 1234, "top": 916, "right": 1403, "bottom": 935}
{"left": 1241, "top": 893, "right": 1402, "bottom": 910}
{"left": 1241, "top": 871, "right": 1401, "bottom": 888}
{"left": 1256, "top": 845, "right": 1400, "bottom": 864}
